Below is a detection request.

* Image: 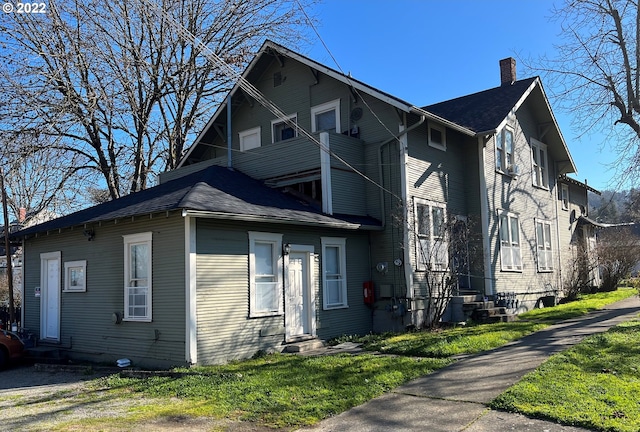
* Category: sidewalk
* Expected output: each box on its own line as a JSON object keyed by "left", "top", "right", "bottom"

{"left": 299, "top": 296, "right": 640, "bottom": 432}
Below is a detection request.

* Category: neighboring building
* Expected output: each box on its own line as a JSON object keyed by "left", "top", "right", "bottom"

{"left": 13, "top": 41, "right": 599, "bottom": 367}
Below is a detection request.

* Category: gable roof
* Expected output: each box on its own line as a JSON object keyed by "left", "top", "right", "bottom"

{"left": 13, "top": 166, "right": 381, "bottom": 238}
{"left": 178, "top": 40, "right": 475, "bottom": 167}
{"left": 425, "top": 77, "right": 577, "bottom": 175}
{"left": 424, "top": 78, "right": 538, "bottom": 133}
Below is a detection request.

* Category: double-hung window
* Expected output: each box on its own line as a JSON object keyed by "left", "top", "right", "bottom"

{"left": 531, "top": 138, "right": 549, "bottom": 188}
{"left": 249, "top": 232, "right": 283, "bottom": 317}
{"left": 311, "top": 99, "right": 340, "bottom": 133}
{"left": 271, "top": 114, "right": 298, "bottom": 143}
{"left": 536, "top": 220, "right": 554, "bottom": 272}
{"left": 560, "top": 183, "right": 569, "bottom": 210}
{"left": 498, "top": 211, "right": 522, "bottom": 271}
{"left": 321, "top": 237, "right": 348, "bottom": 309}
{"left": 123, "top": 232, "right": 152, "bottom": 321}
{"left": 415, "top": 199, "right": 448, "bottom": 271}
{"left": 495, "top": 128, "right": 514, "bottom": 172}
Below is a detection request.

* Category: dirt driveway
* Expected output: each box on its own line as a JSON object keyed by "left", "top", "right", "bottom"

{"left": 0, "top": 364, "right": 275, "bottom": 431}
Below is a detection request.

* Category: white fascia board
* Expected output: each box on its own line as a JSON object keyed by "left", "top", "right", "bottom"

{"left": 410, "top": 107, "right": 475, "bottom": 137}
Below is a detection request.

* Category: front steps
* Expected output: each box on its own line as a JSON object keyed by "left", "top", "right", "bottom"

{"left": 282, "top": 337, "right": 325, "bottom": 353}
{"left": 449, "top": 294, "right": 516, "bottom": 324}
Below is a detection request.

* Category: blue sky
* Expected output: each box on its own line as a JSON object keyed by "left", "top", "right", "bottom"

{"left": 304, "top": 0, "right": 616, "bottom": 191}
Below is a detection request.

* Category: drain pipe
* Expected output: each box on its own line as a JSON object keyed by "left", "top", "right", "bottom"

{"left": 227, "top": 95, "right": 232, "bottom": 169}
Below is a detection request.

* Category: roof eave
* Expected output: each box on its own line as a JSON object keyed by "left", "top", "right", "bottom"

{"left": 181, "top": 209, "right": 382, "bottom": 230}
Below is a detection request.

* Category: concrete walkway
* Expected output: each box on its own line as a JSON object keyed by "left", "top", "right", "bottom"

{"left": 299, "top": 296, "right": 640, "bottom": 432}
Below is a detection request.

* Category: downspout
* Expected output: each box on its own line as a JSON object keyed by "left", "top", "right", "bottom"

{"left": 227, "top": 95, "right": 232, "bottom": 169}
{"left": 553, "top": 165, "right": 563, "bottom": 293}
{"left": 398, "top": 118, "right": 414, "bottom": 301}
{"left": 478, "top": 135, "right": 494, "bottom": 296}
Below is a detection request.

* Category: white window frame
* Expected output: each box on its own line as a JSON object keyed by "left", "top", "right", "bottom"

{"left": 123, "top": 232, "right": 152, "bottom": 322}
{"left": 561, "top": 183, "right": 569, "bottom": 211}
{"left": 531, "top": 138, "right": 549, "bottom": 189}
{"left": 63, "top": 260, "right": 87, "bottom": 292}
{"left": 321, "top": 237, "right": 348, "bottom": 310}
{"left": 311, "top": 99, "right": 341, "bottom": 133}
{"left": 271, "top": 113, "right": 298, "bottom": 143}
{"left": 498, "top": 210, "right": 522, "bottom": 272}
{"left": 428, "top": 122, "right": 447, "bottom": 151}
{"left": 414, "top": 198, "right": 448, "bottom": 271}
{"left": 239, "top": 126, "right": 261, "bottom": 151}
{"left": 495, "top": 127, "right": 514, "bottom": 173}
{"left": 535, "top": 219, "right": 554, "bottom": 272}
{"left": 248, "top": 232, "right": 283, "bottom": 317}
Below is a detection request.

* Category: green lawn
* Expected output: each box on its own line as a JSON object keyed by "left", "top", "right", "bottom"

{"left": 491, "top": 319, "right": 640, "bottom": 432}
{"left": 85, "top": 288, "right": 637, "bottom": 429}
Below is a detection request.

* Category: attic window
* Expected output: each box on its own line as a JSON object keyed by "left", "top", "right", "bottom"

{"left": 311, "top": 99, "right": 340, "bottom": 133}
{"left": 428, "top": 123, "right": 446, "bottom": 151}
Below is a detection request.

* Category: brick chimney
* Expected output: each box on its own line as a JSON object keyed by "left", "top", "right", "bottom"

{"left": 500, "top": 57, "right": 516, "bottom": 85}
{"left": 19, "top": 207, "right": 26, "bottom": 223}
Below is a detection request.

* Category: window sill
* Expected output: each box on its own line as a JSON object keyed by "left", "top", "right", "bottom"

{"left": 500, "top": 268, "right": 523, "bottom": 273}
{"left": 123, "top": 318, "right": 152, "bottom": 323}
{"left": 537, "top": 269, "right": 554, "bottom": 273}
{"left": 62, "top": 289, "right": 86, "bottom": 293}
{"left": 532, "top": 184, "right": 550, "bottom": 191}
{"left": 249, "top": 312, "right": 284, "bottom": 319}
{"left": 323, "top": 304, "right": 349, "bottom": 311}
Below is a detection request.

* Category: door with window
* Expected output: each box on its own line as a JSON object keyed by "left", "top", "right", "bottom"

{"left": 285, "top": 247, "right": 315, "bottom": 340}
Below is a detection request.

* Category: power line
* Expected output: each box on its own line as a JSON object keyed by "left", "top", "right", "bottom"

{"left": 138, "top": 0, "right": 399, "bottom": 201}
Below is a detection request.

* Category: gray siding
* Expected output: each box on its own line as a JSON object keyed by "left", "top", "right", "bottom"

{"left": 195, "top": 219, "right": 372, "bottom": 365}
{"left": 22, "top": 212, "right": 186, "bottom": 368}
{"left": 483, "top": 99, "right": 563, "bottom": 310}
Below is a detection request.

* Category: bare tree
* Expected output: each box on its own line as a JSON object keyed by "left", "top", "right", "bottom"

{"left": 413, "top": 209, "right": 482, "bottom": 327}
{"left": 531, "top": 0, "right": 640, "bottom": 186}
{"left": 597, "top": 225, "right": 640, "bottom": 291}
{"left": 0, "top": 0, "right": 314, "bottom": 200}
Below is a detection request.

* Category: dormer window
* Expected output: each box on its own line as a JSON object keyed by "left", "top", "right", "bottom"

{"left": 428, "top": 123, "right": 446, "bottom": 151}
{"left": 271, "top": 114, "right": 298, "bottom": 143}
{"left": 495, "top": 128, "right": 514, "bottom": 173}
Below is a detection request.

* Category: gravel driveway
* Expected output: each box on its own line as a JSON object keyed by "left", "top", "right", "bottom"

{"left": 0, "top": 364, "right": 273, "bottom": 431}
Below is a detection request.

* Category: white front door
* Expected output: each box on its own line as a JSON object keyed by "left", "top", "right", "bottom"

{"left": 285, "top": 247, "right": 315, "bottom": 340}
{"left": 40, "top": 252, "right": 61, "bottom": 341}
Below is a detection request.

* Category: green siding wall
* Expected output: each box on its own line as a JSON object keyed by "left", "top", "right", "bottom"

{"left": 195, "top": 219, "right": 372, "bottom": 365}
{"left": 22, "top": 212, "right": 186, "bottom": 368}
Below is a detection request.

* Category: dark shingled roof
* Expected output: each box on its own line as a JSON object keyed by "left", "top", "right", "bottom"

{"left": 14, "top": 165, "right": 380, "bottom": 238}
{"left": 423, "top": 77, "right": 538, "bottom": 133}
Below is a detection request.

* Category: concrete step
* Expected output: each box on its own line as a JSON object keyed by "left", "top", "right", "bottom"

{"left": 282, "top": 338, "right": 325, "bottom": 353}
{"left": 482, "top": 314, "right": 517, "bottom": 323}
{"left": 25, "top": 346, "right": 67, "bottom": 363}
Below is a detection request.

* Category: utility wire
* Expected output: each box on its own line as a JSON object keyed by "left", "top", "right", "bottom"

{"left": 139, "top": 0, "right": 399, "bottom": 200}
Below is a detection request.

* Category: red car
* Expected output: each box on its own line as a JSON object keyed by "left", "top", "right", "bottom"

{"left": 0, "top": 330, "right": 24, "bottom": 369}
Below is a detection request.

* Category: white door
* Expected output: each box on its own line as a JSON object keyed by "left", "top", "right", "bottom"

{"left": 40, "top": 252, "right": 61, "bottom": 341}
{"left": 285, "top": 248, "right": 315, "bottom": 340}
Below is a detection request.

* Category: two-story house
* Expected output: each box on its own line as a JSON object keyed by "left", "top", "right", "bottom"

{"left": 13, "top": 41, "right": 598, "bottom": 367}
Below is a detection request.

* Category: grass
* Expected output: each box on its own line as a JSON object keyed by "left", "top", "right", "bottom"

{"left": 76, "top": 288, "right": 636, "bottom": 429}
{"left": 491, "top": 319, "right": 640, "bottom": 431}
{"left": 354, "top": 288, "right": 637, "bottom": 358}
{"left": 94, "top": 354, "right": 450, "bottom": 428}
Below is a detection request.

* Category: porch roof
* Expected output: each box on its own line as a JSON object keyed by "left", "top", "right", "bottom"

{"left": 13, "top": 165, "right": 381, "bottom": 238}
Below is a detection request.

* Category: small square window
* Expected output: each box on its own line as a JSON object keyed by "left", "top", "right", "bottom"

{"left": 64, "top": 260, "right": 87, "bottom": 292}
{"left": 271, "top": 114, "right": 298, "bottom": 143}
{"left": 311, "top": 99, "right": 341, "bottom": 133}
{"left": 239, "top": 127, "right": 261, "bottom": 151}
